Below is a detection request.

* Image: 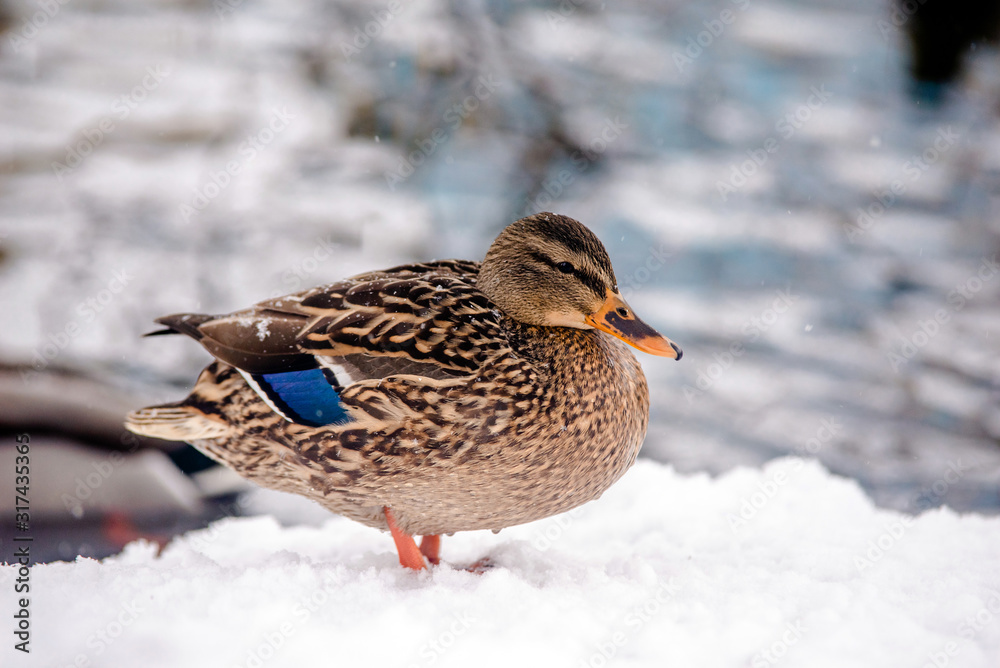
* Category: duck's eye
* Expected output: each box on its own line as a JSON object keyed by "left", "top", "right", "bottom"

{"left": 556, "top": 262, "right": 575, "bottom": 274}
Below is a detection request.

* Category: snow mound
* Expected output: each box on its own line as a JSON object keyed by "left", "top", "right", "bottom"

{"left": 9, "top": 459, "right": 1000, "bottom": 667}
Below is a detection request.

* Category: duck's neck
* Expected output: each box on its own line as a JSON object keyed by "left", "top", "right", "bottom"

{"left": 505, "top": 319, "right": 647, "bottom": 394}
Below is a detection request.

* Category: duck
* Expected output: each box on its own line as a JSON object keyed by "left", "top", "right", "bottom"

{"left": 125, "top": 212, "right": 682, "bottom": 569}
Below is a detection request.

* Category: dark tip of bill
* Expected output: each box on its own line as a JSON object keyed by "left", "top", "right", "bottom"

{"left": 670, "top": 342, "right": 683, "bottom": 360}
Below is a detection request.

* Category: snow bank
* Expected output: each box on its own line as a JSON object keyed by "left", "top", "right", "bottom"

{"left": 7, "top": 459, "right": 999, "bottom": 667}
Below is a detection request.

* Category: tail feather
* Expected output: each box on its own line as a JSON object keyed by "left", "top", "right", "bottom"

{"left": 146, "top": 313, "right": 216, "bottom": 340}
{"left": 125, "top": 403, "right": 232, "bottom": 441}
{"left": 144, "top": 311, "right": 315, "bottom": 375}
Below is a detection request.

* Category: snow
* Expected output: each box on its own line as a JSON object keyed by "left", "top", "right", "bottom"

{"left": 8, "top": 459, "right": 999, "bottom": 667}
{"left": 2, "top": 0, "right": 999, "bottom": 514}
{"left": 255, "top": 319, "right": 270, "bottom": 342}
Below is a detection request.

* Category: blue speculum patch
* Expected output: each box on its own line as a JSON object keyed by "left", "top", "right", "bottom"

{"left": 254, "top": 368, "right": 353, "bottom": 427}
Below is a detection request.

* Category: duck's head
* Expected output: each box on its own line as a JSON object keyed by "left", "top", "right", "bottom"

{"left": 478, "top": 213, "right": 682, "bottom": 359}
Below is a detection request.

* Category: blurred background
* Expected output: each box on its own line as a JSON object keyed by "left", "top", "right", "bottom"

{"left": 1, "top": 0, "right": 999, "bottom": 564}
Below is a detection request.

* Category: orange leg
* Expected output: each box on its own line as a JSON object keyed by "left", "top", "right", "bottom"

{"left": 383, "top": 507, "right": 426, "bottom": 570}
{"left": 419, "top": 534, "right": 441, "bottom": 565}
{"left": 102, "top": 512, "right": 168, "bottom": 555}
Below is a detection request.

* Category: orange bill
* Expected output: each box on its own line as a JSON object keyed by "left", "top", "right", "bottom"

{"left": 584, "top": 290, "right": 682, "bottom": 359}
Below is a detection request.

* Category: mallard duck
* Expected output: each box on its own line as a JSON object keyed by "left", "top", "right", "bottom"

{"left": 126, "top": 213, "right": 681, "bottom": 569}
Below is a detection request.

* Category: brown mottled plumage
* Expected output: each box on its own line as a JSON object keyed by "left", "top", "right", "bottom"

{"left": 126, "top": 213, "right": 681, "bottom": 568}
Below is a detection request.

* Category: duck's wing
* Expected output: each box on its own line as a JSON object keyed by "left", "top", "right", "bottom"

{"left": 149, "top": 260, "right": 507, "bottom": 427}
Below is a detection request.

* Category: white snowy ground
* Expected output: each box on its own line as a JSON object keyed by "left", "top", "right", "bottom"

{"left": 3, "top": 0, "right": 999, "bottom": 515}
{"left": 7, "top": 459, "right": 1000, "bottom": 668}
